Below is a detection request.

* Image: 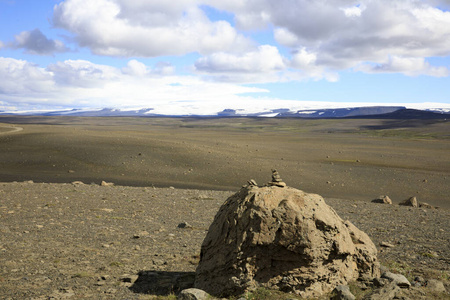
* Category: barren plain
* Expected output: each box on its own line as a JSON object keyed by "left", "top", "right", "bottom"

{"left": 0, "top": 116, "right": 448, "bottom": 208}
{"left": 0, "top": 116, "right": 449, "bottom": 299}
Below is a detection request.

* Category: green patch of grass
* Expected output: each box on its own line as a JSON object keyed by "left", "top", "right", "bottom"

{"left": 383, "top": 261, "right": 414, "bottom": 282}
{"left": 440, "top": 271, "right": 450, "bottom": 281}
{"left": 153, "top": 295, "right": 177, "bottom": 300}
{"left": 234, "top": 287, "right": 301, "bottom": 300}
{"left": 347, "top": 281, "right": 374, "bottom": 299}
{"left": 419, "top": 251, "right": 437, "bottom": 258}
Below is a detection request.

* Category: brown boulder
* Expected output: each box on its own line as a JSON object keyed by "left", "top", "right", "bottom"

{"left": 195, "top": 184, "right": 379, "bottom": 298}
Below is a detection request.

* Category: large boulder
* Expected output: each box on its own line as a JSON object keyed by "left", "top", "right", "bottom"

{"left": 195, "top": 179, "right": 379, "bottom": 298}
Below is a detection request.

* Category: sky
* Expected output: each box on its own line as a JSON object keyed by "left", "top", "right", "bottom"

{"left": 0, "top": 0, "right": 450, "bottom": 114}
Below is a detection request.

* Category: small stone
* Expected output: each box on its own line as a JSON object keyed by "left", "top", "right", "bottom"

{"left": 371, "top": 195, "right": 392, "bottom": 205}
{"left": 178, "top": 222, "right": 193, "bottom": 229}
{"left": 332, "top": 285, "right": 355, "bottom": 300}
{"left": 178, "top": 288, "right": 211, "bottom": 300}
{"left": 419, "top": 202, "right": 434, "bottom": 209}
{"left": 373, "top": 277, "right": 390, "bottom": 287}
{"left": 399, "top": 197, "right": 418, "bottom": 207}
{"left": 120, "top": 274, "right": 139, "bottom": 283}
{"left": 247, "top": 179, "right": 258, "bottom": 186}
{"left": 101, "top": 181, "right": 114, "bottom": 186}
{"left": 72, "top": 181, "right": 84, "bottom": 185}
{"left": 105, "top": 288, "right": 117, "bottom": 294}
{"left": 380, "top": 242, "right": 395, "bottom": 248}
{"left": 365, "top": 282, "right": 400, "bottom": 300}
{"left": 381, "top": 271, "right": 411, "bottom": 288}
{"left": 426, "top": 279, "right": 446, "bottom": 293}
{"left": 68, "top": 170, "right": 75, "bottom": 173}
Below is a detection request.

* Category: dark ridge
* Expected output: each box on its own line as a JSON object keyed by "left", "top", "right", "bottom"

{"left": 345, "top": 108, "right": 448, "bottom": 119}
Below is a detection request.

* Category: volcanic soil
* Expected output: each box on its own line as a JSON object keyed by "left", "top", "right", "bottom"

{"left": 0, "top": 116, "right": 449, "bottom": 299}
{"left": 0, "top": 182, "right": 448, "bottom": 299}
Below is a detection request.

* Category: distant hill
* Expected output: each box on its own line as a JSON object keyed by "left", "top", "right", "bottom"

{"left": 347, "top": 108, "right": 449, "bottom": 119}
{"left": 277, "top": 106, "right": 406, "bottom": 118}
{"left": 2, "top": 106, "right": 449, "bottom": 119}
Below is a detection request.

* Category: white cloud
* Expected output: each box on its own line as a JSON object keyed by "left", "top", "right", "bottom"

{"left": 0, "top": 57, "right": 266, "bottom": 110}
{"left": 48, "top": 0, "right": 450, "bottom": 80}
{"left": 121, "top": 60, "right": 148, "bottom": 76}
{"left": 52, "top": 0, "right": 253, "bottom": 57}
{"left": 121, "top": 60, "right": 175, "bottom": 76}
{"left": 356, "top": 56, "right": 449, "bottom": 77}
{"left": 0, "top": 57, "right": 54, "bottom": 94}
{"left": 218, "top": 0, "right": 450, "bottom": 77}
{"left": 195, "top": 45, "right": 285, "bottom": 73}
{"left": 47, "top": 60, "right": 120, "bottom": 88}
{"left": 12, "top": 29, "right": 70, "bottom": 55}
{"left": 274, "top": 28, "right": 300, "bottom": 48}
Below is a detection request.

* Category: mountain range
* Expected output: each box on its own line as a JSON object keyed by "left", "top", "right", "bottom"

{"left": 1, "top": 106, "right": 449, "bottom": 119}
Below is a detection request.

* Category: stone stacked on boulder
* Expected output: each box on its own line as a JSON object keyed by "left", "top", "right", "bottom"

{"left": 195, "top": 173, "right": 380, "bottom": 298}
{"left": 268, "top": 169, "right": 286, "bottom": 187}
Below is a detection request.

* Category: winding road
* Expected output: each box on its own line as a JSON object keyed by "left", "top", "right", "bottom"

{"left": 0, "top": 125, "right": 23, "bottom": 135}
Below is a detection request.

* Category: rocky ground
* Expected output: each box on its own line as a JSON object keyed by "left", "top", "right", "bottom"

{"left": 0, "top": 181, "right": 448, "bottom": 299}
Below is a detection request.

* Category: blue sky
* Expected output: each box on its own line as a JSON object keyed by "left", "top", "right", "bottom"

{"left": 1, "top": 0, "right": 450, "bottom": 114}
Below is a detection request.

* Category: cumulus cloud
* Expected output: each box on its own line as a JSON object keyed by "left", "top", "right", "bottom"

{"left": 121, "top": 60, "right": 175, "bottom": 76}
{"left": 0, "top": 57, "right": 266, "bottom": 110}
{"left": 356, "top": 56, "right": 449, "bottom": 77}
{"left": 0, "top": 57, "right": 54, "bottom": 94}
{"left": 11, "top": 29, "right": 69, "bottom": 55}
{"left": 52, "top": 0, "right": 253, "bottom": 57}
{"left": 226, "top": 0, "right": 450, "bottom": 77}
{"left": 48, "top": 0, "right": 450, "bottom": 79}
{"left": 195, "top": 45, "right": 285, "bottom": 73}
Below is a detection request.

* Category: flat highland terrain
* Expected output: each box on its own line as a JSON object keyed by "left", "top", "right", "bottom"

{"left": 0, "top": 116, "right": 449, "bottom": 299}
{"left": 0, "top": 116, "right": 449, "bottom": 208}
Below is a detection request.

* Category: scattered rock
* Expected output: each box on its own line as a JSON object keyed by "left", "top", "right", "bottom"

{"left": 68, "top": 170, "right": 75, "bottom": 173}
{"left": 371, "top": 195, "right": 392, "bottom": 205}
{"left": 381, "top": 271, "right": 411, "bottom": 288}
{"left": 426, "top": 279, "right": 446, "bottom": 293}
{"left": 373, "top": 277, "right": 390, "bottom": 287}
{"left": 101, "top": 181, "right": 114, "bottom": 187}
{"left": 332, "top": 285, "right": 355, "bottom": 300}
{"left": 380, "top": 242, "right": 394, "bottom": 248}
{"left": 399, "top": 196, "right": 418, "bottom": 207}
{"left": 419, "top": 202, "right": 434, "bottom": 209}
{"left": 120, "top": 274, "right": 139, "bottom": 284}
{"left": 71, "top": 181, "right": 84, "bottom": 185}
{"left": 178, "top": 222, "right": 193, "bottom": 229}
{"left": 247, "top": 179, "right": 258, "bottom": 186}
{"left": 195, "top": 178, "right": 379, "bottom": 298}
{"left": 178, "top": 288, "right": 211, "bottom": 300}
{"left": 365, "top": 282, "right": 401, "bottom": 300}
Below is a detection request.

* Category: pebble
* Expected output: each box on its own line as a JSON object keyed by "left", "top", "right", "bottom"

{"left": 380, "top": 241, "right": 395, "bottom": 248}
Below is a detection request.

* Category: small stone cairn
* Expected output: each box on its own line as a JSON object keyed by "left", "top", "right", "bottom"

{"left": 268, "top": 169, "right": 286, "bottom": 187}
